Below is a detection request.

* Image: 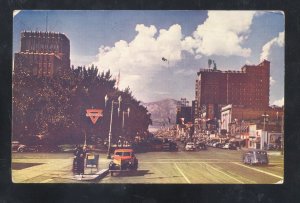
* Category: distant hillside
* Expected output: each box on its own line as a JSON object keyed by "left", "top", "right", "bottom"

{"left": 142, "top": 99, "right": 178, "bottom": 126}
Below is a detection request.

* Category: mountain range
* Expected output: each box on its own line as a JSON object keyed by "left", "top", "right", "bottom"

{"left": 142, "top": 99, "right": 178, "bottom": 126}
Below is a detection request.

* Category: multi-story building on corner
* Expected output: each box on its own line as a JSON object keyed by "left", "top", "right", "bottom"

{"left": 194, "top": 60, "right": 270, "bottom": 131}
{"left": 14, "top": 31, "right": 70, "bottom": 77}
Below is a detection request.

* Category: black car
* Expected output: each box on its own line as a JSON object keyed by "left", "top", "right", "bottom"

{"left": 162, "top": 141, "right": 178, "bottom": 151}
{"left": 216, "top": 143, "right": 225, "bottom": 148}
{"left": 242, "top": 150, "right": 269, "bottom": 165}
{"left": 198, "top": 142, "right": 207, "bottom": 150}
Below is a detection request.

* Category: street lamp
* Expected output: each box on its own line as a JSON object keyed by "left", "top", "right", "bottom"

{"left": 105, "top": 94, "right": 122, "bottom": 159}
{"left": 261, "top": 112, "right": 269, "bottom": 150}
{"left": 120, "top": 107, "right": 130, "bottom": 147}
{"left": 262, "top": 112, "right": 269, "bottom": 132}
{"left": 122, "top": 107, "right": 130, "bottom": 129}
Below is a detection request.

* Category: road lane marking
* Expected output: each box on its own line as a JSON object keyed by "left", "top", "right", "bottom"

{"left": 233, "top": 162, "right": 283, "bottom": 179}
{"left": 174, "top": 163, "right": 191, "bottom": 184}
{"left": 204, "top": 163, "right": 244, "bottom": 184}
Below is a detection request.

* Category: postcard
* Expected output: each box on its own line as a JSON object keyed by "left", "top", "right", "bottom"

{"left": 12, "top": 10, "right": 284, "bottom": 184}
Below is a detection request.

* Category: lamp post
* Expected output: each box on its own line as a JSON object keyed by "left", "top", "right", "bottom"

{"left": 121, "top": 107, "right": 130, "bottom": 147}
{"left": 261, "top": 112, "right": 269, "bottom": 150}
{"left": 105, "top": 95, "right": 122, "bottom": 159}
{"left": 122, "top": 107, "right": 130, "bottom": 129}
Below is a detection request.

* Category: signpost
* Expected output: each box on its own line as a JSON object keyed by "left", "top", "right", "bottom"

{"left": 79, "top": 108, "right": 104, "bottom": 176}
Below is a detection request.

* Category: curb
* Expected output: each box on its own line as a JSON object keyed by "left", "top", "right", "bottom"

{"left": 72, "top": 169, "right": 109, "bottom": 181}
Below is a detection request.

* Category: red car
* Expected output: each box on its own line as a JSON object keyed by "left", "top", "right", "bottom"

{"left": 108, "top": 148, "right": 138, "bottom": 176}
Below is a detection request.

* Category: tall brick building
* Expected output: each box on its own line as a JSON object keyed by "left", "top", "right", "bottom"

{"left": 14, "top": 31, "right": 70, "bottom": 77}
{"left": 195, "top": 60, "right": 270, "bottom": 121}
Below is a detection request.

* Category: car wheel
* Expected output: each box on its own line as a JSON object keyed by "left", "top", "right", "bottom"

{"left": 110, "top": 171, "right": 114, "bottom": 176}
{"left": 18, "top": 148, "right": 24, "bottom": 152}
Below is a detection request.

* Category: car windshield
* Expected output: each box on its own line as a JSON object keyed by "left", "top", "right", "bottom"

{"left": 123, "top": 152, "right": 131, "bottom": 156}
{"left": 115, "top": 152, "right": 122, "bottom": 156}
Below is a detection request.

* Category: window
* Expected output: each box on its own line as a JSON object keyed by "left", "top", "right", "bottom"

{"left": 123, "top": 152, "right": 131, "bottom": 156}
{"left": 115, "top": 152, "right": 122, "bottom": 156}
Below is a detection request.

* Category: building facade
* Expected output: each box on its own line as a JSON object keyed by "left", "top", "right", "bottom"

{"left": 221, "top": 104, "right": 283, "bottom": 148}
{"left": 195, "top": 60, "right": 271, "bottom": 131}
{"left": 14, "top": 31, "right": 70, "bottom": 77}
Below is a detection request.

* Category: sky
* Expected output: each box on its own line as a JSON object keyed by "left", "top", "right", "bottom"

{"left": 13, "top": 10, "right": 285, "bottom": 106}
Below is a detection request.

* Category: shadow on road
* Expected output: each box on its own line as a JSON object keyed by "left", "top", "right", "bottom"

{"left": 12, "top": 162, "right": 44, "bottom": 170}
{"left": 112, "top": 170, "right": 152, "bottom": 177}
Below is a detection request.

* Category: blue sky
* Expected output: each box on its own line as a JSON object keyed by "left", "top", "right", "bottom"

{"left": 13, "top": 10, "right": 284, "bottom": 105}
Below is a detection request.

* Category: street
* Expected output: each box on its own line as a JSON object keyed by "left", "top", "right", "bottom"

{"left": 12, "top": 147, "right": 283, "bottom": 184}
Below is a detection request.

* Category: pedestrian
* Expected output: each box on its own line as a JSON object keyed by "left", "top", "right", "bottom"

{"left": 73, "top": 145, "right": 85, "bottom": 175}
{"left": 72, "top": 145, "right": 79, "bottom": 174}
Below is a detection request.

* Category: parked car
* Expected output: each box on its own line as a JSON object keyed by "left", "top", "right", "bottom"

{"left": 216, "top": 143, "right": 225, "bottom": 148}
{"left": 242, "top": 150, "right": 269, "bottom": 165}
{"left": 198, "top": 142, "right": 207, "bottom": 150}
{"left": 17, "top": 145, "right": 39, "bottom": 152}
{"left": 222, "top": 143, "right": 237, "bottom": 150}
{"left": 212, "top": 142, "right": 220, "bottom": 148}
{"left": 162, "top": 141, "right": 178, "bottom": 151}
{"left": 222, "top": 143, "right": 230, "bottom": 149}
{"left": 108, "top": 148, "right": 138, "bottom": 176}
{"left": 12, "top": 141, "right": 25, "bottom": 152}
{"left": 185, "top": 142, "right": 196, "bottom": 151}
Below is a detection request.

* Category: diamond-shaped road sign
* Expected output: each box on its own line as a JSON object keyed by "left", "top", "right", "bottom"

{"left": 86, "top": 109, "right": 103, "bottom": 124}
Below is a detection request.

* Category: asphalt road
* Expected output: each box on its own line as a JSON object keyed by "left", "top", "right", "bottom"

{"left": 12, "top": 147, "right": 283, "bottom": 184}
{"left": 100, "top": 148, "right": 283, "bottom": 184}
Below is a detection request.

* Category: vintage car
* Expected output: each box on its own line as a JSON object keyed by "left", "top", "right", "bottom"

{"left": 108, "top": 148, "right": 138, "bottom": 176}
{"left": 12, "top": 141, "right": 39, "bottom": 152}
{"left": 242, "top": 150, "right": 269, "bottom": 165}
{"left": 185, "top": 142, "right": 196, "bottom": 151}
{"left": 12, "top": 141, "right": 25, "bottom": 152}
{"left": 162, "top": 140, "right": 178, "bottom": 152}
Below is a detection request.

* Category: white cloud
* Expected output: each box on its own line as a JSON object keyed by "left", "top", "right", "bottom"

{"left": 92, "top": 12, "right": 258, "bottom": 101}
{"left": 245, "top": 60, "right": 252, "bottom": 65}
{"left": 174, "top": 68, "right": 196, "bottom": 76}
{"left": 182, "top": 11, "right": 255, "bottom": 57}
{"left": 270, "top": 76, "right": 276, "bottom": 86}
{"left": 93, "top": 24, "right": 184, "bottom": 98}
{"left": 272, "top": 97, "right": 284, "bottom": 107}
{"left": 260, "top": 31, "right": 285, "bottom": 61}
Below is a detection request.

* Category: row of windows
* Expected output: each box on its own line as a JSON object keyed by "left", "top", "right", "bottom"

{"left": 23, "top": 39, "right": 61, "bottom": 52}
{"left": 33, "top": 66, "right": 53, "bottom": 76}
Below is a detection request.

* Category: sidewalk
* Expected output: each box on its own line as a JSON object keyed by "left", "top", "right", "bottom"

{"left": 12, "top": 155, "right": 111, "bottom": 183}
